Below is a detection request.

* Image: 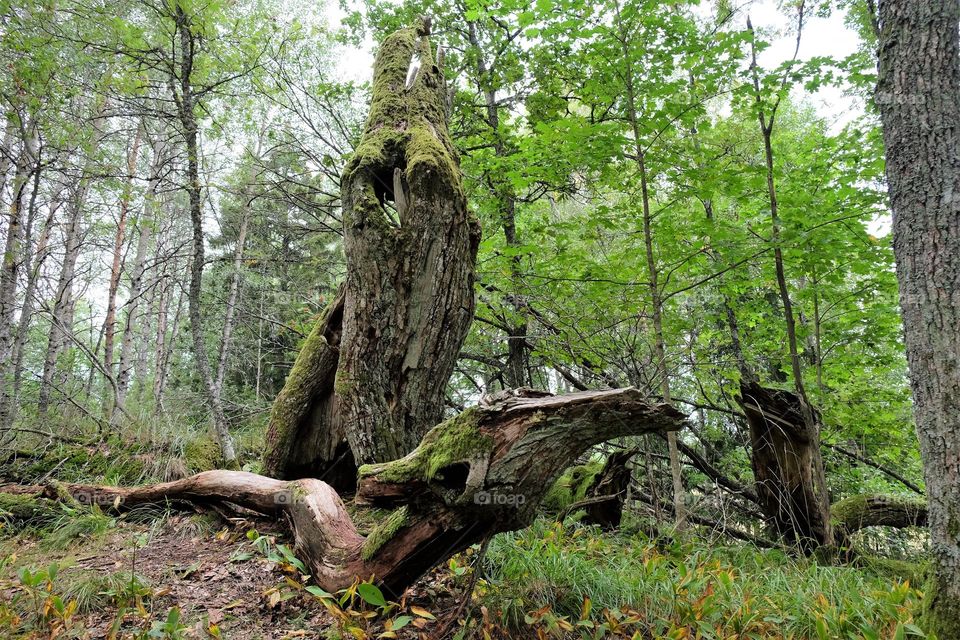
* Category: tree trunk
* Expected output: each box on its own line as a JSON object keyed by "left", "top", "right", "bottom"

{"left": 875, "top": 0, "right": 960, "bottom": 634}
{"left": 13, "top": 388, "right": 684, "bottom": 595}
{"left": 465, "top": 19, "right": 529, "bottom": 389}
{"left": 263, "top": 287, "right": 353, "bottom": 486}
{"left": 112, "top": 153, "right": 160, "bottom": 423}
{"left": 213, "top": 183, "right": 252, "bottom": 398}
{"left": 580, "top": 449, "right": 638, "bottom": 530}
{"left": 265, "top": 19, "right": 480, "bottom": 483}
{"left": 38, "top": 186, "right": 87, "bottom": 414}
{"left": 38, "top": 101, "right": 107, "bottom": 415}
{"left": 102, "top": 121, "right": 144, "bottom": 409}
{"left": 738, "top": 380, "right": 831, "bottom": 551}
{"left": 615, "top": 0, "right": 686, "bottom": 529}
{"left": 2, "top": 188, "right": 56, "bottom": 433}
{"left": 746, "top": 16, "right": 832, "bottom": 549}
{"left": 172, "top": 6, "right": 236, "bottom": 466}
{"left": 0, "top": 123, "right": 36, "bottom": 431}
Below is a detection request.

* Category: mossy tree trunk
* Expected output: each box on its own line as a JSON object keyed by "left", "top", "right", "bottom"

{"left": 264, "top": 19, "right": 480, "bottom": 485}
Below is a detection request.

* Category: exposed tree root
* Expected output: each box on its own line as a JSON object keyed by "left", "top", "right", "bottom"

{"left": 2, "top": 388, "right": 684, "bottom": 595}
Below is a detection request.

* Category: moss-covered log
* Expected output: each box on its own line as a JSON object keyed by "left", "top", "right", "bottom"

{"left": 831, "top": 493, "right": 928, "bottom": 542}
{"left": 5, "top": 388, "right": 685, "bottom": 595}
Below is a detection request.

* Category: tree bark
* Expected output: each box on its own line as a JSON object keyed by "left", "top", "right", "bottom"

{"left": 580, "top": 449, "right": 638, "bottom": 529}
{"left": 13, "top": 388, "right": 684, "bottom": 595}
{"left": 112, "top": 146, "right": 161, "bottom": 423}
{"left": 0, "top": 121, "right": 37, "bottom": 432}
{"left": 38, "top": 100, "right": 108, "bottom": 415}
{"left": 171, "top": 5, "right": 236, "bottom": 465}
{"left": 2, "top": 186, "right": 56, "bottom": 433}
{"left": 38, "top": 184, "right": 87, "bottom": 414}
{"left": 738, "top": 381, "right": 831, "bottom": 551}
{"left": 337, "top": 18, "right": 481, "bottom": 464}
{"left": 875, "top": 0, "right": 960, "bottom": 634}
{"left": 102, "top": 121, "right": 144, "bottom": 407}
{"left": 265, "top": 19, "right": 480, "bottom": 483}
{"left": 213, "top": 177, "right": 253, "bottom": 400}
{"left": 263, "top": 287, "right": 353, "bottom": 486}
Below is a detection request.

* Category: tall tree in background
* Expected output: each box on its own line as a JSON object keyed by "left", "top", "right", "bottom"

{"left": 741, "top": 5, "right": 832, "bottom": 550}
{"left": 875, "top": 0, "right": 960, "bottom": 634}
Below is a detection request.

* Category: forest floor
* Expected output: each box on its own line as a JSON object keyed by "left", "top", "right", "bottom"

{"left": 0, "top": 511, "right": 458, "bottom": 639}
{"left": 0, "top": 443, "right": 935, "bottom": 639}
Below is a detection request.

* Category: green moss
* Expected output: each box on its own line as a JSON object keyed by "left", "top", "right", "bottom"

{"left": 333, "top": 372, "right": 355, "bottom": 397}
{"left": 357, "top": 407, "right": 491, "bottom": 484}
{"left": 343, "top": 20, "right": 464, "bottom": 230}
{"left": 183, "top": 438, "right": 222, "bottom": 473}
{"left": 542, "top": 460, "right": 604, "bottom": 512}
{"left": 922, "top": 568, "right": 960, "bottom": 638}
{"left": 830, "top": 494, "right": 869, "bottom": 526}
{"left": 856, "top": 555, "right": 926, "bottom": 585}
{"left": 0, "top": 493, "right": 60, "bottom": 532}
{"left": 830, "top": 494, "right": 927, "bottom": 529}
{"left": 262, "top": 291, "right": 341, "bottom": 475}
{"left": 948, "top": 509, "right": 960, "bottom": 539}
{"left": 360, "top": 506, "right": 409, "bottom": 561}
{"left": 1, "top": 447, "right": 145, "bottom": 485}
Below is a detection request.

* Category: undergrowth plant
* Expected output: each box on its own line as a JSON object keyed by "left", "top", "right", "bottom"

{"left": 471, "top": 520, "right": 929, "bottom": 639}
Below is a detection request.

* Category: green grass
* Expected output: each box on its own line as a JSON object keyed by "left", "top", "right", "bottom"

{"left": 43, "top": 506, "right": 115, "bottom": 549}
{"left": 60, "top": 569, "right": 152, "bottom": 613}
{"left": 476, "top": 519, "right": 929, "bottom": 639}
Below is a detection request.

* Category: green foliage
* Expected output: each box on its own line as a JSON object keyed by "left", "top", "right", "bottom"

{"left": 42, "top": 506, "right": 115, "bottom": 550}
{"left": 475, "top": 520, "right": 929, "bottom": 638}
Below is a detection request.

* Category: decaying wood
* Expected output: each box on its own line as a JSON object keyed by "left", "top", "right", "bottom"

{"left": 262, "top": 287, "right": 352, "bottom": 487}
{"left": 263, "top": 18, "right": 480, "bottom": 484}
{"left": 579, "top": 448, "right": 637, "bottom": 529}
{"left": 831, "top": 494, "right": 928, "bottom": 541}
{"left": 7, "top": 388, "right": 684, "bottom": 595}
{"left": 738, "top": 380, "right": 831, "bottom": 551}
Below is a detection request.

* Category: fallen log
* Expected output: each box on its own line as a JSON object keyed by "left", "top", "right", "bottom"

{"left": 831, "top": 493, "right": 928, "bottom": 543}
{"left": 3, "top": 388, "right": 685, "bottom": 595}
